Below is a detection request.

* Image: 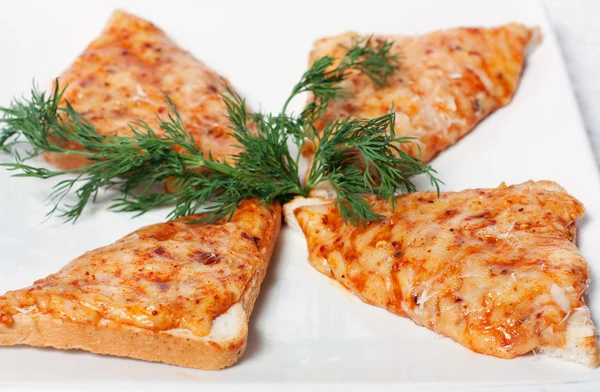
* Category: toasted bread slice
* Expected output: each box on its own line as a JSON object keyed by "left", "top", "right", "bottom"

{"left": 287, "top": 181, "right": 599, "bottom": 367}
{"left": 0, "top": 199, "right": 281, "bottom": 370}
{"left": 303, "top": 24, "right": 541, "bottom": 164}
{"left": 45, "top": 10, "right": 242, "bottom": 170}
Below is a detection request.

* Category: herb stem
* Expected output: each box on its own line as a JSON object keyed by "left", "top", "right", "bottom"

{"left": 0, "top": 36, "right": 439, "bottom": 226}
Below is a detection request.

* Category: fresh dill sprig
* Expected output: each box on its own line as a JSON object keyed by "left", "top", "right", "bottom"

{"left": 302, "top": 112, "right": 440, "bottom": 226}
{"left": 283, "top": 36, "right": 400, "bottom": 122}
{"left": 0, "top": 84, "right": 295, "bottom": 223}
{"left": 0, "top": 37, "right": 439, "bottom": 226}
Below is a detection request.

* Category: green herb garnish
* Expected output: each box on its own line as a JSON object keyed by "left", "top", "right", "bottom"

{"left": 0, "top": 37, "right": 440, "bottom": 226}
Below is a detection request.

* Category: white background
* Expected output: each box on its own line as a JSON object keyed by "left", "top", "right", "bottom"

{"left": 0, "top": 0, "right": 600, "bottom": 390}
{"left": 545, "top": 0, "right": 600, "bottom": 169}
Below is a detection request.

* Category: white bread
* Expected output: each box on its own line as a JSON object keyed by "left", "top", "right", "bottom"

{"left": 536, "top": 306, "right": 599, "bottom": 367}
{"left": 0, "top": 303, "right": 247, "bottom": 370}
{"left": 285, "top": 184, "right": 599, "bottom": 367}
{"left": 0, "top": 200, "right": 281, "bottom": 370}
{"left": 283, "top": 195, "right": 332, "bottom": 232}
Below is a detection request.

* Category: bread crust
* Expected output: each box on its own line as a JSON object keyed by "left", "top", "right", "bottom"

{"left": 293, "top": 182, "right": 599, "bottom": 366}
{"left": 0, "top": 312, "right": 246, "bottom": 370}
{"left": 239, "top": 204, "right": 282, "bottom": 318}
{"left": 0, "top": 203, "right": 281, "bottom": 370}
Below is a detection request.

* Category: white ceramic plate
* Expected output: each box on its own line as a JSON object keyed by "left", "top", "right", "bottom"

{"left": 1, "top": 0, "right": 599, "bottom": 390}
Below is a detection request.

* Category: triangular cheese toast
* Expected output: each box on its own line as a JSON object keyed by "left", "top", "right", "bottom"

{"left": 304, "top": 24, "right": 541, "bottom": 163}
{"left": 287, "top": 181, "right": 599, "bottom": 367}
{"left": 45, "top": 10, "right": 241, "bottom": 170}
{"left": 0, "top": 199, "right": 280, "bottom": 369}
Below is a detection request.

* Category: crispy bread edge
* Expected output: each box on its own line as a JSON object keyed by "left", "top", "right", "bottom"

{"left": 0, "top": 310, "right": 246, "bottom": 370}
{"left": 0, "top": 204, "right": 282, "bottom": 370}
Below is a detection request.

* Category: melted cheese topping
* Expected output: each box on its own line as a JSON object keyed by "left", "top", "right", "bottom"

{"left": 304, "top": 25, "right": 540, "bottom": 163}
{"left": 45, "top": 10, "right": 242, "bottom": 170}
{"left": 294, "top": 181, "right": 598, "bottom": 360}
{"left": 0, "top": 200, "right": 280, "bottom": 337}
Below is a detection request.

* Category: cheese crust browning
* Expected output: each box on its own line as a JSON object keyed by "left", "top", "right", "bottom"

{"left": 45, "top": 10, "right": 241, "bottom": 170}
{"left": 305, "top": 24, "right": 541, "bottom": 163}
{"left": 293, "top": 181, "right": 599, "bottom": 366}
{"left": 0, "top": 199, "right": 281, "bottom": 369}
